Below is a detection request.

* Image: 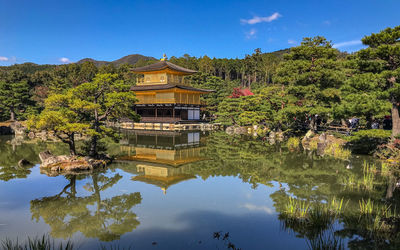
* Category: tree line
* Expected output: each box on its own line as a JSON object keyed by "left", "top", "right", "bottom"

{"left": 213, "top": 26, "right": 400, "bottom": 138}
{"left": 0, "top": 25, "right": 399, "bottom": 155}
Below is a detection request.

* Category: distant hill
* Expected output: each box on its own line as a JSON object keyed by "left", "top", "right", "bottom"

{"left": 76, "top": 54, "right": 157, "bottom": 67}
{"left": 0, "top": 62, "right": 56, "bottom": 74}
{"left": 267, "top": 48, "right": 290, "bottom": 58}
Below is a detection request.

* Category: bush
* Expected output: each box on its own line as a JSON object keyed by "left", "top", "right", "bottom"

{"left": 287, "top": 137, "right": 300, "bottom": 151}
{"left": 324, "top": 142, "right": 351, "bottom": 160}
{"left": 347, "top": 129, "right": 391, "bottom": 154}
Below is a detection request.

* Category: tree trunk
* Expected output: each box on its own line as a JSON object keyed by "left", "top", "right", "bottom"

{"left": 68, "top": 133, "right": 76, "bottom": 156}
{"left": 70, "top": 176, "right": 76, "bottom": 196}
{"left": 10, "top": 108, "right": 15, "bottom": 121}
{"left": 92, "top": 173, "right": 101, "bottom": 213}
{"left": 309, "top": 115, "right": 317, "bottom": 131}
{"left": 392, "top": 103, "right": 400, "bottom": 138}
{"left": 89, "top": 104, "right": 100, "bottom": 157}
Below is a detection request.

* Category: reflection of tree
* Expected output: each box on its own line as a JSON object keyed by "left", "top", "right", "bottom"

{"left": 30, "top": 172, "right": 142, "bottom": 241}
{"left": 0, "top": 136, "right": 68, "bottom": 181}
{"left": 184, "top": 132, "right": 400, "bottom": 249}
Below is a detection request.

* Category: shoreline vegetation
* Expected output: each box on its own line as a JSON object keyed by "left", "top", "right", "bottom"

{"left": 0, "top": 27, "right": 399, "bottom": 178}
{"left": 1, "top": 25, "right": 400, "bottom": 172}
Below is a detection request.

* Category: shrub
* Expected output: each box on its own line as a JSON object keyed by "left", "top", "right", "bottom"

{"left": 347, "top": 129, "right": 391, "bottom": 154}
{"left": 324, "top": 143, "right": 351, "bottom": 160}
{"left": 287, "top": 137, "right": 300, "bottom": 150}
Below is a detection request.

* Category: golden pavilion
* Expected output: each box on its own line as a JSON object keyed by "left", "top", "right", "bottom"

{"left": 130, "top": 55, "right": 213, "bottom": 123}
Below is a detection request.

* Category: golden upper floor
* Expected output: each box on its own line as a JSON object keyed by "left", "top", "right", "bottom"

{"left": 136, "top": 72, "right": 186, "bottom": 85}
{"left": 132, "top": 60, "right": 197, "bottom": 86}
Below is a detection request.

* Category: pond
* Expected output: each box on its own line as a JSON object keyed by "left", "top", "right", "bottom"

{"left": 0, "top": 130, "right": 399, "bottom": 249}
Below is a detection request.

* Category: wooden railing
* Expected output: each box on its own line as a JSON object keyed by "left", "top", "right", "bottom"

{"left": 136, "top": 97, "right": 201, "bottom": 105}
{"left": 140, "top": 117, "right": 181, "bottom": 123}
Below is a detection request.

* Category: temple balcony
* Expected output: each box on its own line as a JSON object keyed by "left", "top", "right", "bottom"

{"left": 135, "top": 93, "right": 201, "bottom": 105}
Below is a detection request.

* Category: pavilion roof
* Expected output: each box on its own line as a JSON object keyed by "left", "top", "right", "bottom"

{"left": 131, "top": 61, "right": 197, "bottom": 75}
{"left": 130, "top": 84, "right": 214, "bottom": 93}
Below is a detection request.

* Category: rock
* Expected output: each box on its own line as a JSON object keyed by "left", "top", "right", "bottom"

{"left": 226, "top": 126, "right": 247, "bottom": 135}
{"left": 18, "top": 159, "right": 31, "bottom": 167}
{"left": 28, "top": 131, "right": 35, "bottom": 139}
{"left": 38, "top": 151, "right": 112, "bottom": 176}
{"left": 305, "top": 130, "right": 314, "bottom": 139}
{"left": 39, "top": 151, "right": 54, "bottom": 162}
{"left": 233, "top": 126, "right": 247, "bottom": 134}
{"left": 317, "top": 142, "right": 326, "bottom": 156}
{"left": 319, "top": 133, "right": 327, "bottom": 143}
{"left": 225, "top": 126, "right": 235, "bottom": 135}
{"left": 276, "top": 132, "right": 284, "bottom": 142}
{"left": 269, "top": 131, "right": 276, "bottom": 140}
{"left": 316, "top": 133, "right": 328, "bottom": 155}
{"left": 10, "top": 122, "right": 26, "bottom": 136}
{"left": 301, "top": 130, "right": 315, "bottom": 150}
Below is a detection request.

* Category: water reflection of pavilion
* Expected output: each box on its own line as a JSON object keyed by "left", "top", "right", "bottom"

{"left": 118, "top": 130, "right": 205, "bottom": 194}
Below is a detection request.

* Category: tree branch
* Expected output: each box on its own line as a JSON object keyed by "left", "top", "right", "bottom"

{"left": 98, "top": 103, "right": 116, "bottom": 121}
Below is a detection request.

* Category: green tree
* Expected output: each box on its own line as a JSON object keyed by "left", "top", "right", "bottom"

{"left": 0, "top": 80, "right": 30, "bottom": 121}
{"left": 190, "top": 74, "right": 238, "bottom": 114}
{"left": 355, "top": 25, "right": 400, "bottom": 136}
{"left": 28, "top": 92, "right": 92, "bottom": 155}
{"left": 274, "top": 36, "right": 345, "bottom": 130}
{"left": 71, "top": 73, "right": 139, "bottom": 157}
{"left": 28, "top": 73, "right": 139, "bottom": 156}
{"left": 334, "top": 73, "right": 391, "bottom": 127}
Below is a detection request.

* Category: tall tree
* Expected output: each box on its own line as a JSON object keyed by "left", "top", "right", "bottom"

{"left": 71, "top": 73, "right": 139, "bottom": 157}
{"left": 333, "top": 72, "right": 391, "bottom": 127}
{"left": 274, "top": 36, "right": 345, "bottom": 130}
{"left": 28, "top": 92, "right": 92, "bottom": 155}
{"left": 0, "top": 80, "right": 30, "bottom": 121}
{"left": 355, "top": 25, "right": 400, "bottom": 136}
{"left": 29, "top": 73, "right": 139, "bottom": 156}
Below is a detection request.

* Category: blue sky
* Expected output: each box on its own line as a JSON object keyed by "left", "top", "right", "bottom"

{"left": 0, "top": 0, "right": 399, "bottom": 65}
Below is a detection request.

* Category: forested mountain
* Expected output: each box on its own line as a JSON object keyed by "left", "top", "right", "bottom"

{"left": 76, "top": 54, "right": 156, "bottom": 67}
{"left": 0, "top": 47, "right": 287, "bottom": 121}
{"left": 0, "top": 63, "right": 56, "bottom": 74}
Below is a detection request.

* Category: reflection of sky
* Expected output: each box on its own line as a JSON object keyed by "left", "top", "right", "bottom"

{"left": 0, "top": 165, "right": 306, "bottom": 249}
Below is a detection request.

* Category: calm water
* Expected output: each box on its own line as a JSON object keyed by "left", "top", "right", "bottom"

{"left": 0, "top": 131, "right": 399, "bottom": 249}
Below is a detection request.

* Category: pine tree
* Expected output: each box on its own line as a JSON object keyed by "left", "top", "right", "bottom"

{"left": 0, "top": 80, "right": 30, "bottom": 121}
{"left": 355, "top": 26, "right": 400, "bottom": 136}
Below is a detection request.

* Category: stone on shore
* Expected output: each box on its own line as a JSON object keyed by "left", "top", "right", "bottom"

{"left": 38, "top": 151, "right": 112, "bottom": 174}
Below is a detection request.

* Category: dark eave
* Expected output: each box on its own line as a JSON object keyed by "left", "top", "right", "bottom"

{"left": 130, "top": 84, "right": 214, "bottom": 93}
{"left": 131, "top": 61, "right": 197, "bottom": 75}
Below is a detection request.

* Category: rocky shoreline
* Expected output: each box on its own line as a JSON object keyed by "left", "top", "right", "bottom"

{"left": 38, "top": 151, "right": 112, "bottom": 176}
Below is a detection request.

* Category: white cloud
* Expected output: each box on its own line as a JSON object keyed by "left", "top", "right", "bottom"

{"left": 288, "top": 39, "right": 297, "bottom": 45}
{"left": 0, "top": 56, "right": 8, "bottom": 61}
{"left": 245, "top": 28, "right": 257, "bottom": 39}
{"left": 241, "top": 12, "right": 282, "bottom": 25}
{"left": 242, "top": 203, "right": 275, "bottom": 214}
{"left": 59, "top": 57, "right": 71, "bottom": 63}
{"left": 333, "top": 40, "right": 362, "bottom": 48}
{"left": 323, "top": 20, "right": 331, "bottom": 26}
